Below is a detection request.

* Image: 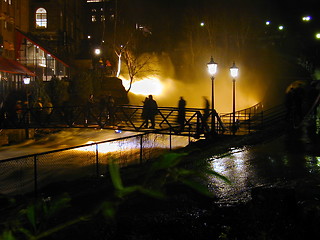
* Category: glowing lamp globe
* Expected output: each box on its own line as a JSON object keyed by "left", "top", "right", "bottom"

{"left": 207, "top": 57, "right": 218, "bottom": 76}
{"left": 23, "top": 76, "right": 31, "bottom": 85}
{"left": 230, "top": 62, "right": 239, "bottom": 79}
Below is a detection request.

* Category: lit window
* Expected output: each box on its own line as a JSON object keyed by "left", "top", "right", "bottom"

{"left": 36, "top": 8, "right": 47, "bottom": 29}
{"left": 87, "top": 0, "right": 102, "bottom": 2}
{"left": 92, "top": 9, "right": 96, "bottom": 12}
{"left": 101, "top": 15, "right": 105, "bottom": 21}
{"left": 91, "top": 15, "right": 96, "bottom": 22}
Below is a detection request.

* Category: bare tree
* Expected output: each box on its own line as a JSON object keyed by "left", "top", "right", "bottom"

{"left": 122, "top": 48, "right": 155, "bottom": 93}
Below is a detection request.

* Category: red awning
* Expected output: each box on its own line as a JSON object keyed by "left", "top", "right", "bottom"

{"left": 0, "top": 56, "right": 36, "bottom": 76}
{"left": 15, "top": 30, "right": 70, "bottom": 68}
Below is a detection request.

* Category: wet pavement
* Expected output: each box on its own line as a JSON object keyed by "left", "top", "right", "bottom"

{"left": 206, "top": 127, "right": 320, "bottom": 206}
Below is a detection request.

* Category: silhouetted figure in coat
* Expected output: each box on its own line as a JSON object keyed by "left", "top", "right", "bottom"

{"left": 177, "top": 96, "right": 186, "bottom": 132}
{"left": 107, "top": 94, "right": 115, "bottom": 125}
{"left": 203, "top": 96, "right": 210, "bottom": 123}
{"left": 141, "top": 97, "right": 148, "bottom": 125}
{"left": 144, "top": 95, "right": 158, "bottom": 128}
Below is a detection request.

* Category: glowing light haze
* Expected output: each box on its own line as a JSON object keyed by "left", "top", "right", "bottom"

{"left": 119, "top": 53, "right": 260, "bottom": 113}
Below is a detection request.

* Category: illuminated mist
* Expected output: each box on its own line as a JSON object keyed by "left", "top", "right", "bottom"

{"left": 120, "top": 52, "right": 266, "bottom": 113}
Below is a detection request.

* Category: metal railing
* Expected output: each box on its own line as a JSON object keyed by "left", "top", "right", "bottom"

{"left": 0, "top": 104, "right": 227, "bottom": 137}
{"left": 219, "top": 103, "right": 263, "bottom": 135}
{"left": 0, "top": 131, "right": 190, "bottom": 197}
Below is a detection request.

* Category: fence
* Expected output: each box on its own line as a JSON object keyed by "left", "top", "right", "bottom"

{"left": 0, "top": 104, "right": 227, "bottom": 137}
{"left": 219, "top": 103, "right": 263, "bottom": 135}
{"left": 0, "top": 131, "right": 189, "bottom": 197}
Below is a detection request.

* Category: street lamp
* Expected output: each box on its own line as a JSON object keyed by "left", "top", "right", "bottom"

{"left": 230, "top": 62, "right": 239, "bottom": 135}
{"left": 94, "top": 48, "right": 101, "bottom": 55}
{"left": 207, "top": 56, "right": 218, "bottom": 133}
{"left": 23, "top": 75, "right": 30, "bottom": 85}
{"left": 23, "top": 75, "right": 31, "bottom": 137}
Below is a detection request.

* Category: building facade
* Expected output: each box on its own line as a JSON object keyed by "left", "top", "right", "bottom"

{"left": 0, "top": 0, "right": 85, "bottom": 101}
{"left": 0, "top": 0, "right": 35, "bottom": 101}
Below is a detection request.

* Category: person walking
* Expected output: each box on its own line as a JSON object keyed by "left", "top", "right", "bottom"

{"left": 145, "top": 95, "right": 158, "bottom": 128}
{"left": 107, "top": 94, "right": 115, "bottom": 125}
{"left": 177, "top": 96, "right": 186, "bottom": 132}
{"left": 203, "top": 96, "right": 210, "bottom": 123}
{"left": 141, "top": 97, "right": 149, "bottom": 127}
{"left": 85, "top": 94, "right": 95, "bottom": 125}
{"left": 15, "top": 100, "right": 23, "bottom": 124}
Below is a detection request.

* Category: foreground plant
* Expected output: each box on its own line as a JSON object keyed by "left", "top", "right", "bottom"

{"left": 1, "top": 152, "right": 230, "bottom": 239}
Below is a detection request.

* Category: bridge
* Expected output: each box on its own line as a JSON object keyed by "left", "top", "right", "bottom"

{"left": 0, "top": 102, "right": 266, "bottom": 138}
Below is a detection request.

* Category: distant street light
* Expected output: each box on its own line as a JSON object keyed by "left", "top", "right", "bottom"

{"left": 230, "top": 62, "right": 239, "bottom": 135}
{"left": 207, "top": 56, "right": 218, "bottom": 133}
{"left": 94, "top": 48, "right": 101, "bottom": 55}
{"left": 302, "top": 16, "right": 312, "bottom": 22}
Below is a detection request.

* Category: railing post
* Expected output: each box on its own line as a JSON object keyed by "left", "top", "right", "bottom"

{"left": 140, "top": 134, "right": 143, "bottom": 164}
{"left": 169, "top": 128, "right": 172, "bottom": 151}
{"left": 95, "top": 144, "right": 99, "bottom": 177}
{"left": 34, "top": 155, "right": 38, "bottom": 198}
{"left": 248, "top": 113, "right": 251, "bottom": 134}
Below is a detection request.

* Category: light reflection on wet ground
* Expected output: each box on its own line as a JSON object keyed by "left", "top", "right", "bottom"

{"left": 207, "top": 134, "right": 320, "bottom": 205}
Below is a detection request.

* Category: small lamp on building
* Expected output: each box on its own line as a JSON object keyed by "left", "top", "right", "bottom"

{"left": 23, "top": 75, "right": 30, "bottom": 85}
{"left": 23, "top": 74, "right": 31, "bottom": 131}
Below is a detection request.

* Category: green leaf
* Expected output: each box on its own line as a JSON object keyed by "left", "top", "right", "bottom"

{"left": 108, "top": 160, "right": 123, "bottom": 191}
{"left": 0, "top": 230, "right": 16, "bottom": 240}
{"left": 101, "top": 201, "right": 117, "bottom": 220}
{"left": 116, "top": 185, "right": 140, "bottom": 198}
{"left": 204, "top": 169, "right": 231, "bottom": 184}
{"left": 138, "top": 187, "right": 166, "bottom": 200}
{"left": 25, "top": 205, "right": 37, "bottom": 232}
{"left": 45, "top": 194, "right": 71, "bottom": 219}
{"left": 175, "top": 168, "right": 198, "bottom": 176}
{"left": 152, "top": 152, "right": 187, "bottom": 170}
{"left": 180, "top": 179, "right": 214, "bottom": 197}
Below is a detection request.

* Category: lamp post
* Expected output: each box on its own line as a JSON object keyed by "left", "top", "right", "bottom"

{"left": 230, "top": 62, "right": 239, "bottom": 135}
{"left": 207, "top": 56, "right": 218, "bottom": 133}
{"left": 23, "top": 75, "right": 31, "bottom": 138}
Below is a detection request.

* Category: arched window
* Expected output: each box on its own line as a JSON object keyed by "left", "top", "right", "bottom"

{"left": 36, "top": 8, "right": 47, "bottom": 29}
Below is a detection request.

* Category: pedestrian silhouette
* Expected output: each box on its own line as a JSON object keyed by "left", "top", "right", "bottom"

{"left": 144, "top": 95, "right": 158, "bottom": 128}
{"left": 203, "top": 96, "right": 210, "bottom": 123}
{"left": 177, "top": 96, "right": 186, "bottom": 132}
{"left": 15, "top": 100, "right": 23, "bottom": 124}
{"left": 141, "top": 97, "right": 148, "bottom": 125}
{"left": 85, "top": 94, "right": 95, "bottom": 125}
{"left": 107, "top": 94, "right": 115, "bottom": 125}
{"left": 34, "top": 98, "right": 43, "bottom": 125}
